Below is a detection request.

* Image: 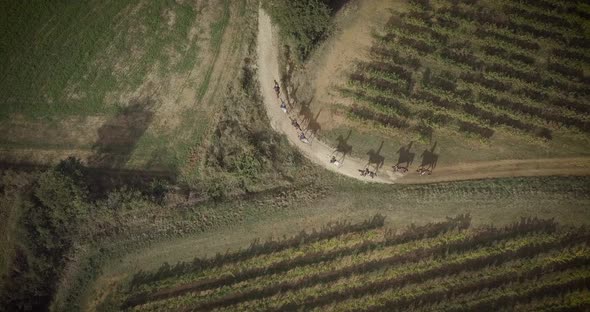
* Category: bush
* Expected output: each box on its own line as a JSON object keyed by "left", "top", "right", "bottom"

{"left": 264, "top": 0, "right": 332, "bottom": 61}
{"left": 0, "top": 167, "right": 90, "bottom": 311}
{"left": 30, "top": 170, "right": 89, "bottom": 253}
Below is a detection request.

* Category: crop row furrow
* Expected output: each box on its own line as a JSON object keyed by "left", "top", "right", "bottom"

{"left": 497, "top": 289, "right": 590, "bottom": 312}
{"left": 124, "top": 217, "right": 471, "bottom": 308}
{"left": 433, "top": 269, "right": 590, "bottom": 312}
{"left": 217, "top": 231, "right": 563, "bottom": 312}
{"left": 208, "top": 221, "right": 567, "bottom": 311}
{"left": 125, "top": 228, "right": 385, "bottom": 302}
{"left": 132, "top": 231, "right": 470, "bottom": 312}
{"left": 127, "top": 215, "right": 386, "bottom": 290}
{"left": 268, "top": 232, "right": 587, "bottom": 312}
{"left": 325, "top": 247, "right": 590, "bottom": 312}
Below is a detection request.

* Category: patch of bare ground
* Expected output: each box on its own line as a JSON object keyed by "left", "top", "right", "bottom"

{"left": 0, "top": 115, "right": 105, "bottom": 167}
{"left": 0, "top": 114, "right": 104, "bottom": 147}
{"left": 289, "top": 0, "right": 408, "bottom": 130}
{"left": 0, "top": 148, "right": 94, "bottom": 168}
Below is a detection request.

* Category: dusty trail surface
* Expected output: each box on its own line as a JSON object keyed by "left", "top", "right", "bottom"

{"left": 397, "top": 157, "right": 590, "bottom": 184}
{"left": 256, "top": 8, "right": 590, "bottom": 184}
{"left": 257, "top": 8, "right": 399, "bottom": 184}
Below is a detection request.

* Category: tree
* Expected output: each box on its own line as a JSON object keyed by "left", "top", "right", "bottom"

{"left": 264, "top": 0, "right": 332, "bottom": 61}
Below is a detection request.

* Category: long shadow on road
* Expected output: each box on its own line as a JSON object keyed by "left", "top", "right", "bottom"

{"left": 366, "top": 141, "right": 385, "bottom": 173}
{"left": 332, "top": 129, "right": 353, "bottom": 163}
{"left": 420, "top": 142, "right": 440, "bottom": 170}
{"left": 396, "top": 141, "right": 415, "bottom": 168}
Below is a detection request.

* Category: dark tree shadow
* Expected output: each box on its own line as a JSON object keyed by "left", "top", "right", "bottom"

{"left": 366, "top": 141, "right": 385, "bottom": 173}
{"left": 326, "top": 0, "right": 352, "bottom": 15}
{"left": 87, "top": 97, "right": 155, "bottom": 168}
{"left": 281, "top": 45, "right": 296, "bottom": 109}
{"left": 420, "top": 141, "right": 439, "bottom": 170}
{"left": 396, "top": 141, "right": 415, "bottom": 167}
{"left": 305, "top": 109, "right": 322, "bottom": 142}
{"left": 332, "top": 129, "right": 353, "bottom": 163}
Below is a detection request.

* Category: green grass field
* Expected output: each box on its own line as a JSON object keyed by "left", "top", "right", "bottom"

{"left": 1, "top": 1, "right": 193, "bottom": 117}
{"left": 0, "top": 0, "right": 203, "bottom": 118}
{"left": 0, "top": 0, "right": 238, "bottom": 173}
{"left": 107, "top": 216, "right": 590, "bottom": 311}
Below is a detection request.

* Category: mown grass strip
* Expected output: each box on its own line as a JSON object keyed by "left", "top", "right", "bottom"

{"left": 196, "top": 0, "right": 230, "bottom": 101}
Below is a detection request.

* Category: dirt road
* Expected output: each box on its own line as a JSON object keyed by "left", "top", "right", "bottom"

{"left": 256, "top": 7, "right": 590, "bottom": 184}
{"left": 257, "top": 8, "right": 399, "bottom": 184}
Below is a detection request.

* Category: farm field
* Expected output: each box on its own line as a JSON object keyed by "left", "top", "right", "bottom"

{"left": 84, "top": 174, "right": 590, "bottom": 311}
{"left": 294, "top": 0, "right": 590, "bottom": 170}
{"left": 2, "top": 0, "right": 590, "bottom": 311}
{"left": 0, "top": 0, "right": 241, "bottom": 175}
{"left": 104, "top": 215, "right": 590, "bottom": 311}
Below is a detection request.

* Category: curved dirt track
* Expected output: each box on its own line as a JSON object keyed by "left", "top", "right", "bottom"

{"left": 257, "top": 8, "right": 399, "bottom": 184}
{"left": 256, "top": 8, "right": 590, "bottom": 184}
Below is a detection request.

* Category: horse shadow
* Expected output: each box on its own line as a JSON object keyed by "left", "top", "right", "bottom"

{"left": 305, "top": 109, "right": 322, "bottom": 142}
{"left": 396, "top": 141, "right": 415, "bottom": 168}
{"left": 420, "top": 142, "right": 439, "bottom": 170}
{"left": 366, "top": 141, "right": 385, "bottom": 173}
{"left": 332, "top": 129, "right": 353, "bottom": 163}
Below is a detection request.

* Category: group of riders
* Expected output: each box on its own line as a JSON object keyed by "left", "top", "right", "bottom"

{"left": 272, "top": 80, "right": 433, "bottom": 179}
{"left": 357, "top": 164, "right": 432, "bottom": 179}
{"left": 274, "top": 80, "right": 310, "bottom": 144}
{"left": 358, "top": 167, "right": 377, "bottom": 178}
{"left": 357, "top": 165, "right": 431, "bottom": 179}
{"left": 393, "top": 164, "right": 433, "bottom": 176}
